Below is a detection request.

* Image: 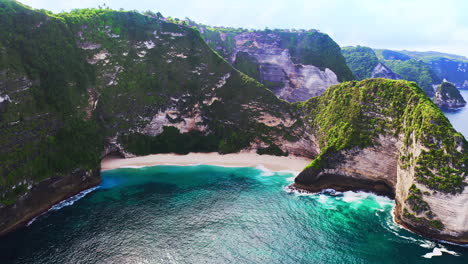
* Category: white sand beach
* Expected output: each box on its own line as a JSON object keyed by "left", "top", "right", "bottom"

{"left": 101, "top": 152, "right": 311, "bottom": 173}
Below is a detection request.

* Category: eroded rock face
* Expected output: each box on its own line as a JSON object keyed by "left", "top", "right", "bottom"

{"left": 295, "top": 134, "right": 468, "bottom": 244}
{"left": 294, "top": 135, "right": 399, "bottom": 197}
{"left": 370, "top": 63, "right": 400, "bottom": 80}
{"left": 230, "top": 33, "right": 339, "bottom": 102}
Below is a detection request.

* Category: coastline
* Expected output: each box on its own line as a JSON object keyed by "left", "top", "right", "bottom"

{"left": 101, "top": 152, "right": 311, "bottom": 173}
{"left": 1, "top": 153, "right": 308, "bottom": 237}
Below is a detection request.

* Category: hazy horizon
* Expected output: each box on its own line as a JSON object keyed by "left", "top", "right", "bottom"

{"left": 21, "top": 0, "right": 468, "bottom": 57}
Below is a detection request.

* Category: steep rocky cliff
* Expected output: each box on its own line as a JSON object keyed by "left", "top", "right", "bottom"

{"left": 433, "top": 82, "right": 467, "bottom": 108}
{"left": 0, "top": 0, "right": 466, "bottom": 245}
{"left": 194, "top": 24, "right": 354, "bottom": 102}
{"left": 342, "top": 46, "right": 400, "bottom": 80}
{"left": 294, "top": 79, "right": 467, "bottom": 243}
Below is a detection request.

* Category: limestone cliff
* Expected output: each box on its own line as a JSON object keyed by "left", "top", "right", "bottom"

{"left": 194, "top": 25, "right": 354, "bottom": 102}
{"left": 433, "top": 82, "right": 466, "bottom": 108}
{"left": 294, "top": 79, "right": 467, "bottom": 244}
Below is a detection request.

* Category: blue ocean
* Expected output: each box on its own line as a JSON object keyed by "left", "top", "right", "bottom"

{"left": 0, "top": 164, "right": 467, "bottom": 263}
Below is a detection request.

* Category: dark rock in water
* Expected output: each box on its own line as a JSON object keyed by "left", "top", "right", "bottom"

{"left": 433, "top": 82, "right": 467, "bottom": 108}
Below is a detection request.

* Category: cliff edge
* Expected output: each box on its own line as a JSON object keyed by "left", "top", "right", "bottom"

{"left": 294, "top": 79, "right": 467, "bottom": 244}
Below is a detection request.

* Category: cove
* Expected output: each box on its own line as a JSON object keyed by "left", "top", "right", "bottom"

{"left": 0, "top": 165, "right": 466, "bottom": 263}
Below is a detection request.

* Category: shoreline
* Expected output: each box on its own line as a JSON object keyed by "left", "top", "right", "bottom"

{"left": 101, "top": 152, "right": 311, "bottom": 173}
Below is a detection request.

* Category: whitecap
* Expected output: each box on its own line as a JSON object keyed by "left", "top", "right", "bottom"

{"left": 341, "top": 191, "right": 369, "bottom": 203}
{"left": 49, "top": 186, "right": 99, "bottom": 211}
{"left": 422, "top": 246, "right": 460, "bottom": 258}
{"left": 283, "top": 185, "right": 316, "bottom": 196}
{"left": 286, "top": 176, "right": 295, "bottom": 182}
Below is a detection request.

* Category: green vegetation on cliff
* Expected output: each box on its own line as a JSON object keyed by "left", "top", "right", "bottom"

{"left": 375, "top": 49, "right": 441, "bottom": 96}
{"left": 0, "top": 0, "right": 302, "bottom": 205}
{"left": 276, "top": 30, "right": 354, "bottom": 82}
{"left": 0, "top": 0, "right": 104, "bottom": 204}
{"left": 300, "top": 79, "right": 467, "bottom": 193}
{"left": 341, "top": 46, "right": 379, "bottom": 80}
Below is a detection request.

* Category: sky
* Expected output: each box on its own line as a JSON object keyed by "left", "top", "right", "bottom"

{"left": 21, "top": 0, "right": 468, "bottom": 57}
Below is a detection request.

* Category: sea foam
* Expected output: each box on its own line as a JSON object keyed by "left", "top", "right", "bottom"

{"left": 422, "top": 246, "right": 460, "bottom": 258}
{"left": 27, "top": 186, "right": 99, "bottom": 226}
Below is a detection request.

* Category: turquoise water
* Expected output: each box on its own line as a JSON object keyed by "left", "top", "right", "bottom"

{"left": 0, "top": 165, "right": 466, "bottom": 263}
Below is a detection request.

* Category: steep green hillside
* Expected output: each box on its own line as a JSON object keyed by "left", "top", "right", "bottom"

{"left": 423, "top": 57, "right": 468, "bottom": 88}
{"left": 295, "top": 79, "right": 467, "bottom": 242}
{"left": 342, "top": 46, "right": 379, "bottom": 80}
{"left": 0, "top": 0, "right": 302, "bottom": 207}
{"left": 0, "top": 0, "right": 104, "bottom": 205}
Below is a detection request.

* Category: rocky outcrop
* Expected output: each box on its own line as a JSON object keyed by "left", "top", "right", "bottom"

{"left": 293, "top": 79, "right": 468, "bottom": 244}
{"left": 294, "top": 135, "right": 398, "bottom": 197}
{"left": 433, "top": 82, "right": 466, "bottom": 108}
{"left": 342, "top": 46, "right": 399, "bottom": 81}
{"left": 370, "top": 63, "right": 400, "bottom": 79}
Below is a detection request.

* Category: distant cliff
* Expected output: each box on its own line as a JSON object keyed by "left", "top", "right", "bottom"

{"left": 398, "top": 50, "right": 468, "bottom": 89}
{"left": 433, "top": 82, "right": 467, "bottom": 108}
{"left": 193, "top": 24, "right": 354, "bottom": 102}
{"left": 375, "top": 49, "right": 441, "bottom": 97}
{"left": 342, "top": 46, "right": 400, "bottom": 80}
